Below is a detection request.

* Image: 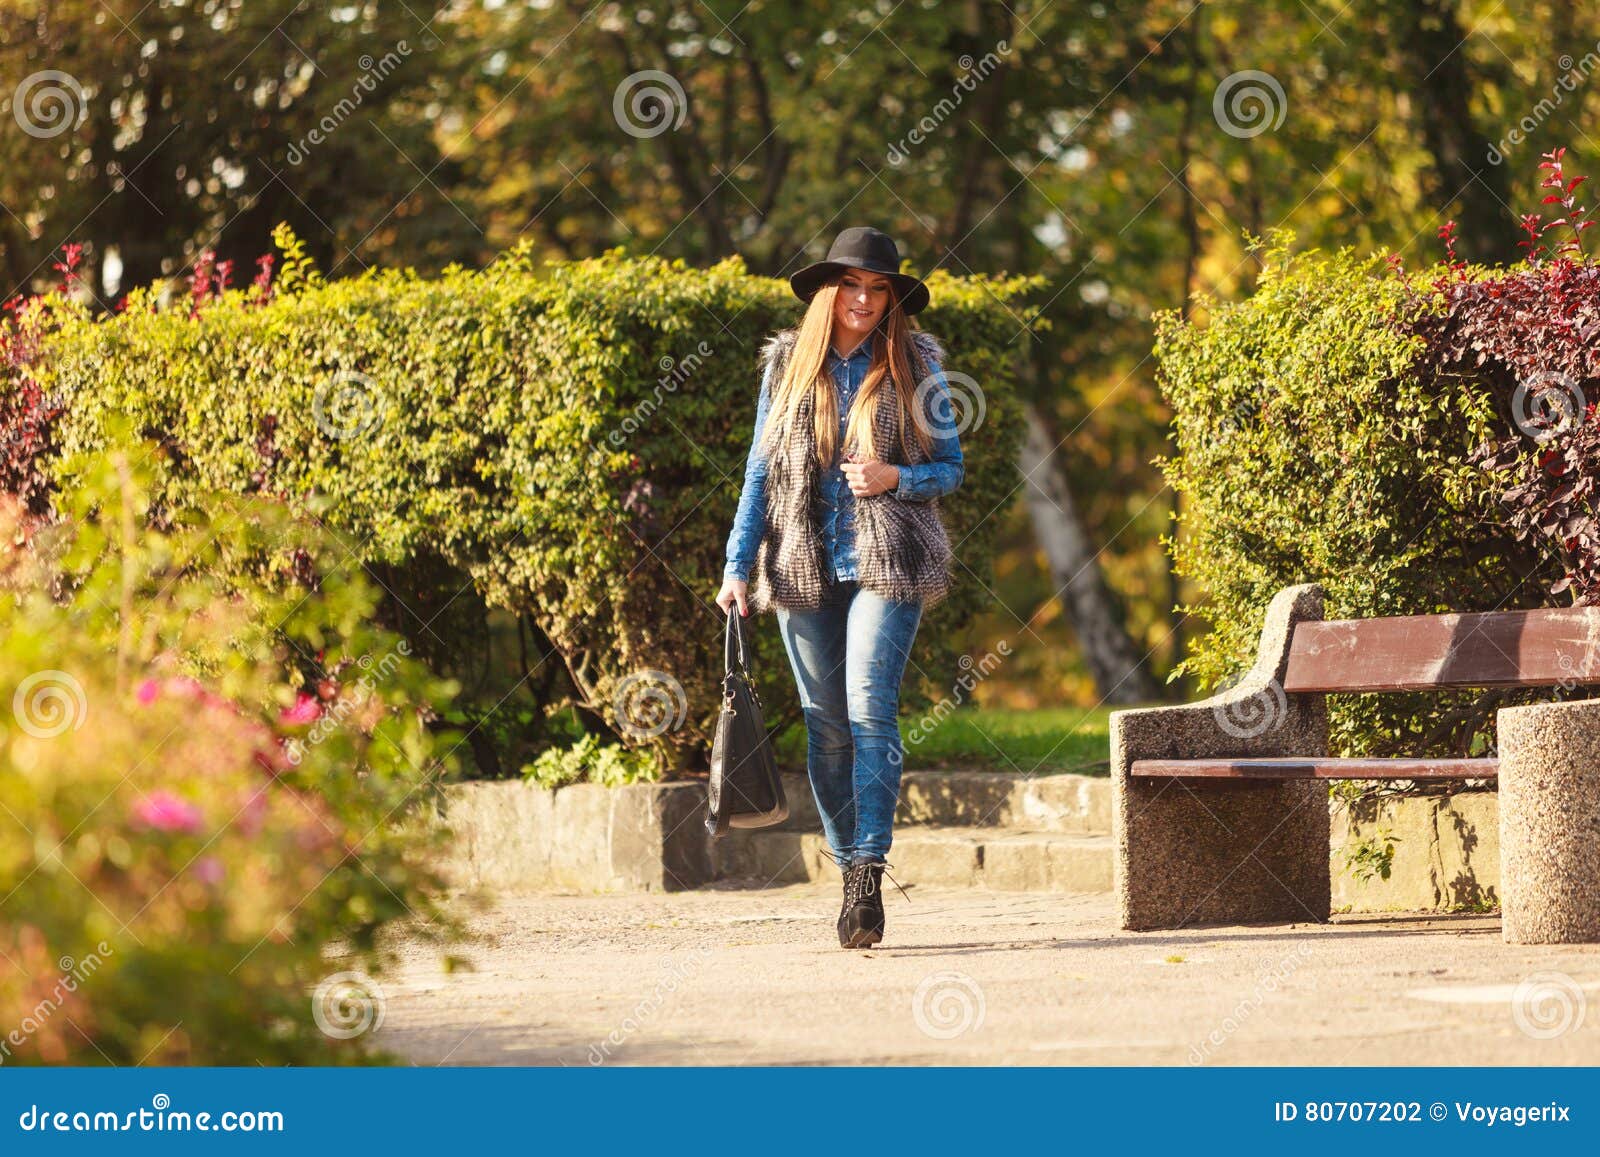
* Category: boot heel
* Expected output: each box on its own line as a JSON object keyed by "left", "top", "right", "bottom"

{"left": 837, "top": 862, "right": 887, "bottom": 949}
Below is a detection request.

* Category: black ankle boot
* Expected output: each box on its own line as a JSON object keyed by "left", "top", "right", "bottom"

{"left": 837, "top": 861, "right": 886, "bottom": 949}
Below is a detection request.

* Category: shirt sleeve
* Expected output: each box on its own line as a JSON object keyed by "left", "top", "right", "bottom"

{"left": 893, "top": 354, "right": 965, "bottom": 502}
{"left": 723, "top": 359, "right": 775, "bottom": 582}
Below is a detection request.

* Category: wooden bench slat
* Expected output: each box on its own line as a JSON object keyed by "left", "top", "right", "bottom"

{"left": 1284, "top": 607, "right": 1600, "bottom": 692}
{"left": 1130, "top": 756, "right": 1499, "bottom": 780}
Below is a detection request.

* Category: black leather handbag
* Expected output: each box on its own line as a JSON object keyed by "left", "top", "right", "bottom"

{"left": 706, "top": 607, "right": 788, "bottom": 836}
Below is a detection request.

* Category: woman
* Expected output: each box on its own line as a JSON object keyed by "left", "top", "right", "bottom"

{"left": 715, "top": 226, "right": 965, "bottom": 949}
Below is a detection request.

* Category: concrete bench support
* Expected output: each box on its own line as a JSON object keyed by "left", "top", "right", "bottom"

{"left": 1498, "top": 699, "right": 1600, "bottom": 944}
{"left": 1111, "top": 584, "right": 1332, "bottom": 930}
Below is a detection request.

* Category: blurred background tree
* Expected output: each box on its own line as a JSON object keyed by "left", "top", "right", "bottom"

{"left": 3, "top": 0, "right": 1595, "bottom": 710}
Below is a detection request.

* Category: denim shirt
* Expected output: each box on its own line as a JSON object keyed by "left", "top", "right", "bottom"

{"left": 723, "top": 336, "right": 965, "bottom": 584}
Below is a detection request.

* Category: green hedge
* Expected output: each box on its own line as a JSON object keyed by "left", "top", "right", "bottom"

{"left": 1154, "top": 231, "right": 1559, "bottom": 757}
{"left": 26, "top": 240, "right": 1038, "bottom": 773}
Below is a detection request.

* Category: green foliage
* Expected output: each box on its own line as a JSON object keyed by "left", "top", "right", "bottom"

{"left": 0, "top": 441, "right": 460, "bottom": 1065}
{"left": 771, "top": 705, "right": 1114, "bottom": 775}
{"left": 271, "top": 221, "right": 325, "bottom": 295}
{"left": 1344, "top": 830, "right": 1402, "bottom": 883}
{"left": 1155, "top": 229, "right": 1553, "bottom": 756}
{"left": 522, "top": 733, "right": 660, "bottom": 790}
{"left": 25, "top": 235, "right": 1036, "bottom": 777}
{"left": 895, "top": 705, "right": 1112, "bottom": 776}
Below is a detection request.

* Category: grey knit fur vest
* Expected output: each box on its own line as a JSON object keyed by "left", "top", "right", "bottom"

{"left": 747, "top": 327, "right": 955, "bottom": 615}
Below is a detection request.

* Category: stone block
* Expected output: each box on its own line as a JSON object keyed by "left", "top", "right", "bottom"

{"left": 1330, "top": 791, "right": 1498, "bottom": 912}
{"left": 891, "top": 829, "right": 982, "bottom": 888}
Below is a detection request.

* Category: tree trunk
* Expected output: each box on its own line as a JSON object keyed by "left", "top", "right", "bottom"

{"left": 1395, "top": 0, "right": 1514, "bottom": 263}
{"left": 1018, "top": 401, "right": 1159, "bottom": 704}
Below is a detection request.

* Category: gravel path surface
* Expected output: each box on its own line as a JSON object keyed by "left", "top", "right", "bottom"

{"left": 376, "top": 884, "right": 1600, "bottom": 1066}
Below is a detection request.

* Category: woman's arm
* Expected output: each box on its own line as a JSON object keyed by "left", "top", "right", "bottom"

{"left": 722, "top": 359, "right": 775, "bottom": 582}
{"left": 893, "top": 355, "right": 965, "bottom": 501}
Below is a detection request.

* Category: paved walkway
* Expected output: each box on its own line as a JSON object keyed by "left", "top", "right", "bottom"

{"left": 378, "top": 884, "right": 1600, "bottom": 1066}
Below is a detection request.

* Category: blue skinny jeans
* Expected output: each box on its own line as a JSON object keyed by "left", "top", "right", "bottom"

{"left": 775, "top": 577, "right": 922, "bottom": 868}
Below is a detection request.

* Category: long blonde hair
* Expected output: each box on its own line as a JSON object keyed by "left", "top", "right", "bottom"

{"left": 760, "top": 281, "right": 934, "bottom": 467}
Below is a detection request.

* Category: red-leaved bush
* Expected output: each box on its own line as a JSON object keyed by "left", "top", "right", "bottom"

{"left": 1399, "top": 148, "right": 1600, "bottom": 603}
{"left": 0, "top": 242, "right": 279, "bottom": 518}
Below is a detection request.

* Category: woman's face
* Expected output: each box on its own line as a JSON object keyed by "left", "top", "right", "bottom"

{"left": 831, "top": 266, "right": 893, "bottom": 339}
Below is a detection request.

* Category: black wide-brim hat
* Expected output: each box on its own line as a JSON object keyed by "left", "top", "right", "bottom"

{"left": 788, "top": 226, "right": 931, "bottom": 316}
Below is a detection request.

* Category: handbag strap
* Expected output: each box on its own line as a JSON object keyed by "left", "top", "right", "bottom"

{"left": 724, "top": 606, "right": 750, "bottom": 676}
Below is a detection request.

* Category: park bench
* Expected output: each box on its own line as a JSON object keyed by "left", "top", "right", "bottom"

{"left": 1110, "top": 583, "right": 1600, "bottom": 943}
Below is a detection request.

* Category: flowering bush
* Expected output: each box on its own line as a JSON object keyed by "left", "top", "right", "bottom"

{"left": 0, "top": 443, "right": 460, "bottom": 1065}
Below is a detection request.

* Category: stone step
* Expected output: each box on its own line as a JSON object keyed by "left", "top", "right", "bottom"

{"left": 771, "top": 769, "right": 1111, "bottom": 834}
{"left": 713, "top": 825, "right": 1114, "bottom": 893}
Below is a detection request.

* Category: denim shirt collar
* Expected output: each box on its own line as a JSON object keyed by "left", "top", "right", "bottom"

{"left": 826, "top": 336, "right": 875, "bottom": 370}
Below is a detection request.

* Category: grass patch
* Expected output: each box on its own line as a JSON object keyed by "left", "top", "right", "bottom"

{"left": 774, "top": 705, "right": 1118, "bottom": 776}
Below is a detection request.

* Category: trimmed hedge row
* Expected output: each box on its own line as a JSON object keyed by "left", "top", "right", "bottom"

{"left": 21, "top": 241, "right": 1039, "bottom": 772}
{"left": 1154, "top": 229, "right": 1574, "bottom": 757}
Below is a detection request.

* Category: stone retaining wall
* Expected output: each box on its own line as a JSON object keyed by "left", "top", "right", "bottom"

{"left": 437, "top": 773, "right": 1502, "bottom": 911}
{"left": 440, "top": 779, "right": 710, "bottom": 893}
{"left": 1330, "top": 790, "right": 1499, "bottom": 912}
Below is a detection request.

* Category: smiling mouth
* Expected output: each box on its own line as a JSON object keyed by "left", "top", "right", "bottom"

{"left": 848, "top": 308, "right": 874, "bottom": 320}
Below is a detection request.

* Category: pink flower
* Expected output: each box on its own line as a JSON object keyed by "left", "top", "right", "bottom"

{"left": 279, "top": 692, "right": 322, "bottom": 726}
{"left": 165, "top": 676, "right": 210, "bottom": 701}
{"left": 131, "top": 790, "right": 203, "bottom": 834}
{"left": 134, "top": 676, "right": 216, "bottom": 707}
{"left": 253, "top": 742, "right": 294, "bottom": 777}
{"left": 192, "top": 856, "right": 224, "bottom": 885}
{"left": 235, "top": 791, "right": 268, "bottom": 838}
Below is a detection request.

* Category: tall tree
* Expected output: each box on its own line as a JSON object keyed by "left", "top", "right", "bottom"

{"left": 0, "top": 0, "right": 472, "bottom": 300}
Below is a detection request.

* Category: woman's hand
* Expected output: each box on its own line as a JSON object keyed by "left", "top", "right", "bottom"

{"left": 841, "top": 459, "right": 900, "bottom": 497}
{"left": 716, "top": 577, "right": 749, "bottom": 617}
